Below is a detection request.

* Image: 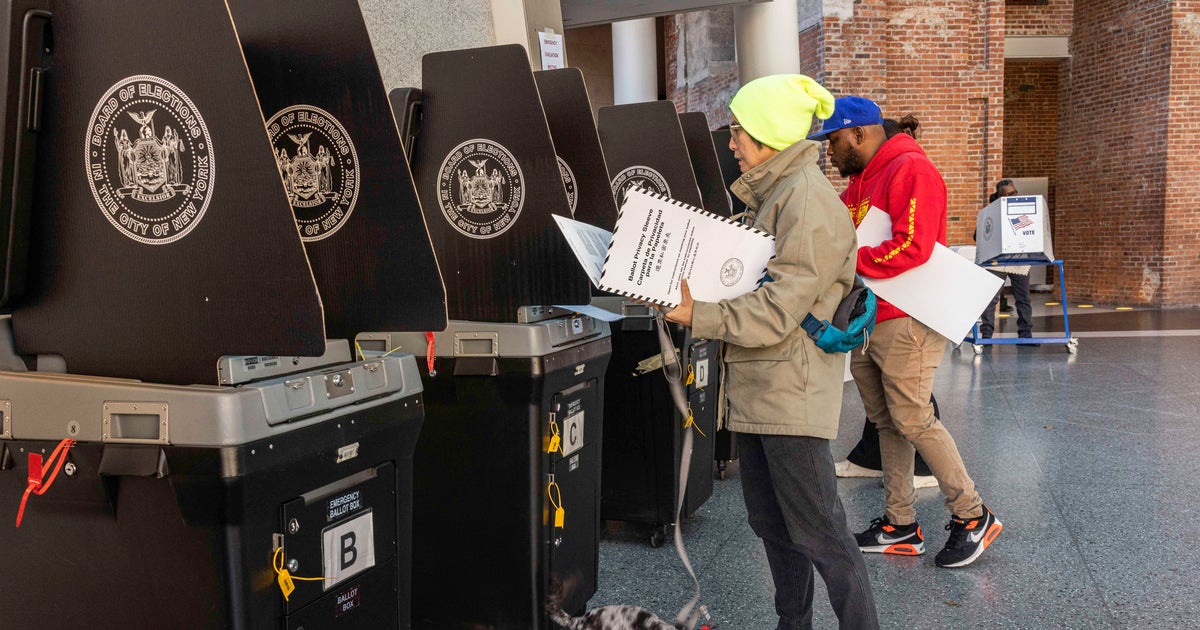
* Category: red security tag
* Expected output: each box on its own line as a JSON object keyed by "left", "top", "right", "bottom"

{"left": 27, "top": 453, "right": 43, "bottom": 486}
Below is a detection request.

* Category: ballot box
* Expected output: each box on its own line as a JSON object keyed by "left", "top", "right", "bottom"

{"left": 0, "top": 2, "right": 446, "bottom": 628}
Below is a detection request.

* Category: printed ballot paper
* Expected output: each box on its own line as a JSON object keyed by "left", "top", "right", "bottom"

{"left": 856, "top": 207, "right": 1002, "bottom": 342}
{"left": 554, "top": 187, "right": 775, "bottom": 307}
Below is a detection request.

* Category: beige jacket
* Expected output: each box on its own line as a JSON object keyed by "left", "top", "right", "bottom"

{"left": 691, "top": 140, "right": 857, "bottom": 439}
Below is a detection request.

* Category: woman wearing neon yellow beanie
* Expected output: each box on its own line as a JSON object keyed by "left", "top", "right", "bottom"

{"left": 730, "top": 74, "right": 836, "bottom": 151}
{"left": 666, "top": 74, "right": 880, "bottom": 629}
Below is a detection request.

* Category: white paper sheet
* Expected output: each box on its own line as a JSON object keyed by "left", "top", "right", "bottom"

{"left": 552, "top": 303, "right": 626, "bottom": 322}
{"left": 597, "top": 187, "right": 775, "bottom": 307}
{"left": 552, "top": 214, "right": 612, "bottom": 287}
{"left": 856, "top": 208, "right": 1002, "bottom": 342}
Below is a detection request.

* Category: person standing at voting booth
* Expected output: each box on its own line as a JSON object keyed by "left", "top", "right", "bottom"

{"left": 665, "top": 75, "right": 879, "bottom": 630}
{"left": 808, "top": 96, "right": 1002, "bottom": 569}
{"left": 978, "top": 179, "right": 1034, "bottom": 338}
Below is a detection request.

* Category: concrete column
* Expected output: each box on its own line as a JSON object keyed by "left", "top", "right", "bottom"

{"left": 734, "top": 0, "right": 800, "bottom": 82}
{"left": 612, "top": 18, "right": 657, "bottom": 104}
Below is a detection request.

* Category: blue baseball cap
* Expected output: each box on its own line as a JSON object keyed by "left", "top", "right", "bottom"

{"left": 806, "top": 96, "right": 884, "bottom": 141}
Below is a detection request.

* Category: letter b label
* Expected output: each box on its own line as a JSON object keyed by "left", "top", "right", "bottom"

{"left": 340, "top": 532, "right": 358, "bottom": 569}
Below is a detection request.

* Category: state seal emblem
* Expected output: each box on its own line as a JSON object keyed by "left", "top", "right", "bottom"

{"left": 267, "top": 105, "right": 360, "bottom": 242}
{"left": 436, "top": 139, "right": 525, "bottom": 239}
{"left": 720, "top": 258, "right": 744, "bottom": 287}
{"left": 557, "top": 156, "right": 578, "bottom": 215}
{"left": 85, "top": 75, "right": 214, "bottom": 245}
{"left": 610, "top": 165, "right": 670, "bottom": 208}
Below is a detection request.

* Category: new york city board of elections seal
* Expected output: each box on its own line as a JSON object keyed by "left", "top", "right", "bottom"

{"left": 720, "top": 258, "right": 744, "bottom": 287}
{"left": 85, "top": 75, "right": 214, "bottom": 245}
{"left": 610, "top": 165, "right": 670, "bottom": 208}
{"left": 436, "top": 139, "right": 525, "bottom": 239}
{"left": 267, "top": 105, "right": 360, "bottom": 242}
{"left": 557, "top": 156, "right": 578, "bottom": 214}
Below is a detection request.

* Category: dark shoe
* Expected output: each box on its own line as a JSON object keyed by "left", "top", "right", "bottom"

{"left": 856, "top": 516, "right": 925, "bottom": 555}
{"left": 999, "top": 298, "right": 1013, "bottom": 313}
{"left": 1019, "top": 332, "right": 1032, "bottom": 339}
{"left": 935, "top": 505, "right": 1002, "bottom": 568}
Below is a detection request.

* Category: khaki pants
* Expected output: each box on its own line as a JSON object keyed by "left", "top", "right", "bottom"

{"left": 850, "top": 317, "right": 983, "bottom": 525}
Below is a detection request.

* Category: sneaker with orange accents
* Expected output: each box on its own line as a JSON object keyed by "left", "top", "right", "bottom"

{"left": 854, "top": 516, "right": 925, "bottom": 555}
{"left": 935, "top": 505, "right": 1002, "bottom": 568}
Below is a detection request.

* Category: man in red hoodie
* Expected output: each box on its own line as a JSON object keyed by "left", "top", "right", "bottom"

{"left": 808, "top": 96, "right": 1002, "bottom": 569}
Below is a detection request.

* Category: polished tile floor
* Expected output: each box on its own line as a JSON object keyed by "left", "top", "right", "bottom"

{"left": 592, "top": 308, "right": 1200, "bottom": 629}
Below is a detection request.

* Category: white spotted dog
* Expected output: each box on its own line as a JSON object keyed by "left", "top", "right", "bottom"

{"left": 545, "top": 578, "right": 681, "bottom": 630}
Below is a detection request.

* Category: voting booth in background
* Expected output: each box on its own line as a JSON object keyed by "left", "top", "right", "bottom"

{"left": 0, "top": 2, "right": 443, "bottom": 628}
{"left": 363, "top": 45, "right": 612, "bottom": 629}
{"left": 970, "top": 194, "right": 1077, "bottom": 352}
{"left": 680, "top": 112, "right": 734, "bottom": 219}
{"left": 975, "top": 194, "right": 1055, "bottom": 265}
{"left": 595, "top": 101, "right": 718, "bottom": 546}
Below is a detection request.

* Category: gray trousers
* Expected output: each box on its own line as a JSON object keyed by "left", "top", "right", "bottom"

{"left": 738, "top": 433, "right": 880, "bottom": 630}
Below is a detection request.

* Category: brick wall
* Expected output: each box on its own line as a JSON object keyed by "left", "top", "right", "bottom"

{"left": 662, "top": 10, "right": 738, "bottom": 127}
{"left": 1006, "top": 0, "right": 1073, "bottom": 36}
{"left": 798, "top": 25, "right": 822, "bottom": 81}
{"left": 820, "top": 0, "right": 1008, "bottom": 245}
{"left": 1057, "top": 0, "right": 1171, "bottom": 305}
{"left": 1162, "top": 0, "right": 1200, "bottom": 304}
{"left": 1003, "top": 59, "right": 1059, "bottom": 211}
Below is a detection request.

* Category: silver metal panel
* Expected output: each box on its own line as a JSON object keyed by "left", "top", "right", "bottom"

{"left": 102, "top": 401, "right": 170, "bottom": 445}
{"left": 322, "top": 370, "right": 356, "bottom": 400}
{"left": 360, "top": 316, "right": 611, "bottom": 359}
{"left": 217, "top": 339, "right": 353, "bottom": 385}
{"left": 0, "top": 400, "right": 10, "bottom": 439}
{"left": 589, "top": 296, "right": 654, "bottom": 318}
{"left": 0, "top": 354, "right": 423, "bottom": 446}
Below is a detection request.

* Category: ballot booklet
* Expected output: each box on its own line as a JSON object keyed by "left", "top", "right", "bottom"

{"left": 557, "top": 187, "right": 774, "bottom": 308}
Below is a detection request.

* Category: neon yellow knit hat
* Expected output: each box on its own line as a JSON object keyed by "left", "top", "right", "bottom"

{"left": 729, "top": 75, "right": 835, "bottom": 151}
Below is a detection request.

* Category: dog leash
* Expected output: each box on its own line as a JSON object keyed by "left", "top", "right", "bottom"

{"left": 654, "top": 312, "right": 712, "bottom": 630}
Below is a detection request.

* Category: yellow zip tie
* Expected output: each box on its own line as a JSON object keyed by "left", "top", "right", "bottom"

{"left": 682, "top": 407, "right": 707, "bottom": 437}
{"left": 273, "top": 546, "right": 323, "bottom": 601}
{"left": 379, "top": 345, "right": 405, "bottom": 358}
{"left": 685, "top": 364, "right": 696, "bottom": 387}
{"left": 546, "top": 418, "right": 562, "bottom": 454}
{"left": 547, "top": 480, "right": 565, "bottom": 528}
{"left": 355, "top": 338, "right": 408, "bottom": 357}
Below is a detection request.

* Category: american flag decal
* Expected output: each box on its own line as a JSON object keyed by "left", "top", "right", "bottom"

{"left": 1010, "top": 215, "right": 1034, "bottom": 230}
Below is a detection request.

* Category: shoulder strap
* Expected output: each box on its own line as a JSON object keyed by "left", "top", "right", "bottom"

{"left": 654, "top": 313, "right": 712, "bottom": 630}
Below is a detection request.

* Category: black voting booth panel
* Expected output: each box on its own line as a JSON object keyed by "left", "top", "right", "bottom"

{"left": 228, "top": 0, "right": 446, "bottom": 339}
{"left": 679, "top": 111, "right": 733, "bottom": 218}
{"left": 597, "top": 101, "right": 704, "bottom": 211}
{"left": 410, "top": 44, "right": 589, "bottom": 323}
{"left": 711, "top": 128, "right": 748, "bottom": 217}
{"left": 534, "top": 67, "right": 618, "bottom": 231}
{"left": 595, "top": 102, "right": 716, "bottom": 540}
{"left": 0, "top": 358, "right": 425, "bottom": 630}
{"left": 0, "top": 1, "right": 50, "bottom": 308}
{"left": 368, "top": 322, "right": 611, "bottom": 629}
{"left": 10, "top": 0, "right": 326, "bottom": 386}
